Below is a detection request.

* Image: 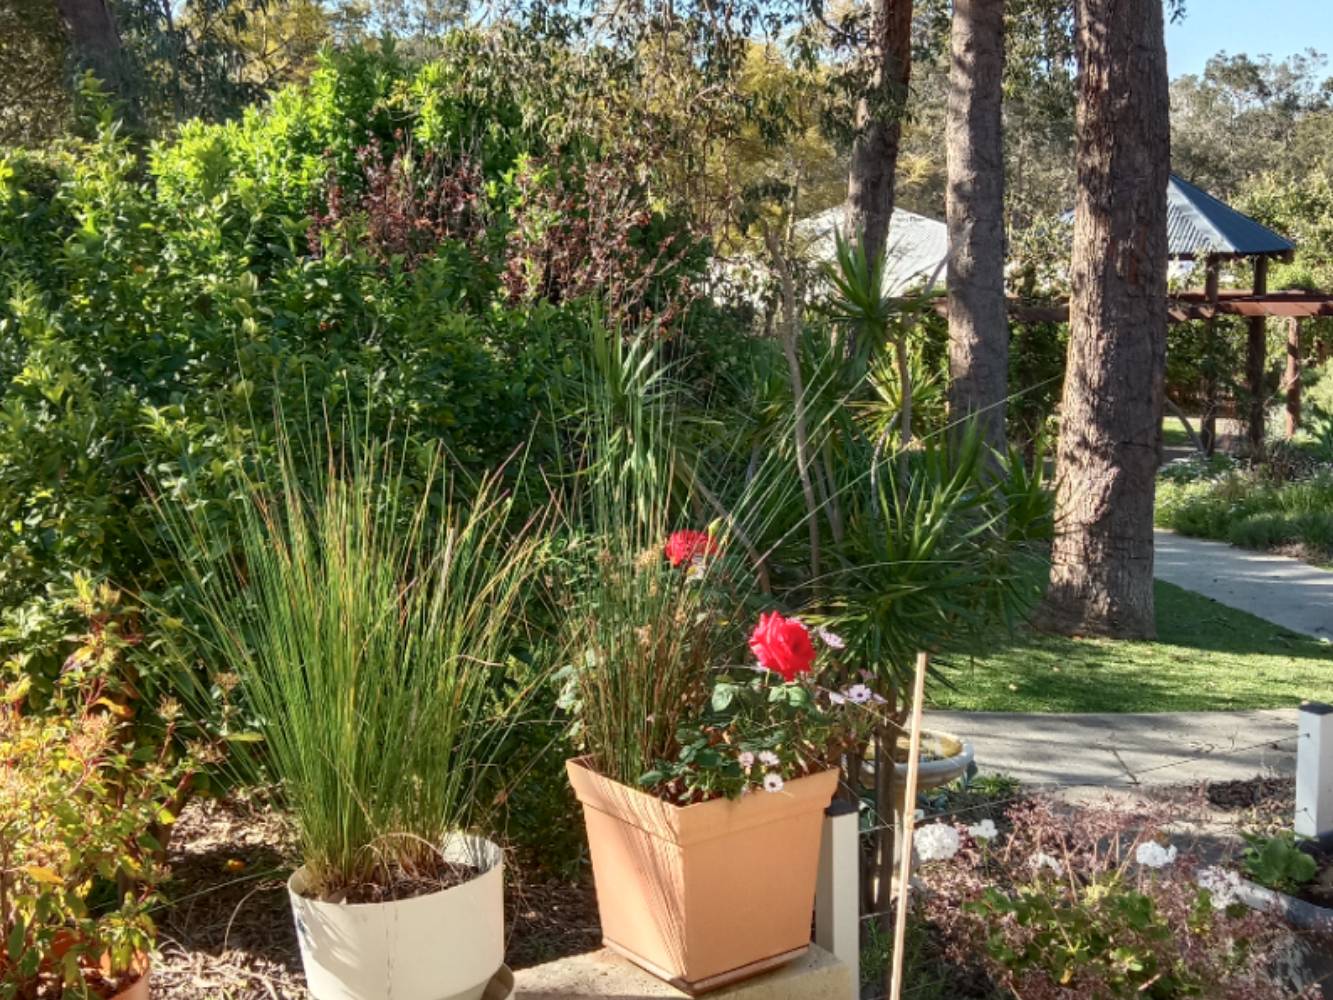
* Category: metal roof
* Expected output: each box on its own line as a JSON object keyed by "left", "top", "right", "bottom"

{"left": 1167, "top": 173, "right": 1295, "bottom": 259}
{"left": 797, "top": 205, "right": 948, "bottom": 294}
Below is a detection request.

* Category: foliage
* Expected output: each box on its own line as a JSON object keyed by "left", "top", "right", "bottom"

{"left": 914, "top": 799, "right": 1313, "bottom": 1000}
{"left": 0, "top": 40, "right": 729, "bottom": 725}
{"left": 639, "top": 616, "right": 876, "bottom": 803}
{"left": 1240, "top": 832, "right": 1318, "bottom": 895}
{"left": 0, "top": 674, "right": 194, "bottom": 998}
{"left": 1156, "top": 465, "right": 1333, "bottom": 563}
{"left": 827, "top": 428, "right": 1052, "bottom": 692}
{"left": 157, "top": 425, "right": 547, "bottom": 896}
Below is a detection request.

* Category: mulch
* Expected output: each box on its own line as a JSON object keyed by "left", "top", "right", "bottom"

{"left": 151, "top": 796, "right": 600, "bottom": 999}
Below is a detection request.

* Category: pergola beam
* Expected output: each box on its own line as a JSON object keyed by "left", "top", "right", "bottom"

{"left": 924, "top": 290, "right": 1333, "bottom": 324}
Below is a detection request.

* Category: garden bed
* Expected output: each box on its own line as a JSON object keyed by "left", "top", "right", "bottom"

{"left": 153, "top": 798, "right": 601, "bottom": 999}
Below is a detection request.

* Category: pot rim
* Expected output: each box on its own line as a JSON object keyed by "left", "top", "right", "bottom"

{"left": 287, "top": 832, "right": 503, "bottom": 908}
{"left": 567, "top": 754, "right": 839, "bottom": 814}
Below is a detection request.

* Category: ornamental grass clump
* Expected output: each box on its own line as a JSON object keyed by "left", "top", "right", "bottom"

{"left": 160, "top": 427, "right": 545, "bottom": 900}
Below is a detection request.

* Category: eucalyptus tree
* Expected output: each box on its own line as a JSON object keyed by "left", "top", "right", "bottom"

{"left": 1034, "top": 0, "right": 1171, "bottom": 639}
{"left": 945, "top": 0, "right": 1008, "bottom": 457}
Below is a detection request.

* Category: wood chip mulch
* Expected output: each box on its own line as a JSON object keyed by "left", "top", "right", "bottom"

{"left": 151, "top": 797, "right": 601, "bottom": 999}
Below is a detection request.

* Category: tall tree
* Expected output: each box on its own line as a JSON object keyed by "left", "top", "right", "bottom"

{"left": 52, "top": 0, "right": 123, "bottom": 87}
{"left": 945, "top": 0, "right": 1008, "bottom": 455}
{"left": 844, "top": 0, "right": 914, "bottom": 265}
{"left": 1033, "top": 0, "right": 1169, "bottom": 639}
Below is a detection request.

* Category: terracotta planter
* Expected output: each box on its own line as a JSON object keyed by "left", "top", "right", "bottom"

{"left": 109, "top": 961, "right": 150, "bottom": 1000}
{"left": 289, "top": 834, "right": 504, "bottom": 1000}
{"left": 567, "top": 756, "right": 838, "bottom": 995}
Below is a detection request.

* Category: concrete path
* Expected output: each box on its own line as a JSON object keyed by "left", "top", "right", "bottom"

{"left": 930, "top": 709, "right": 1298, "bottom": 790}
{"left": 1154, "top": 529, "right": 1333, "bottom": 640}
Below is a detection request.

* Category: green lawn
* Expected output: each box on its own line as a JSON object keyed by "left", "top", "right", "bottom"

{"left": 929, "top": 580, "right": 1333, "bottom": 713}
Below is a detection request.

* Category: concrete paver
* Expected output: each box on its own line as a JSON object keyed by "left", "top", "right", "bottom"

{"left": 929, "top": 708, "right": 1298, "bottom": 789}
{"left": 1154, "top": 529, "right": 1333, "bottom": 640}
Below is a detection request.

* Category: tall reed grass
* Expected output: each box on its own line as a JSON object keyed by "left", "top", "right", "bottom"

{"left": 160, "top": 424, "right": 544, "bottom": 897}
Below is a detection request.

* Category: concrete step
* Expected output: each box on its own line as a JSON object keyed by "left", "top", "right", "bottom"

{"left": 513, "top": 946, "right": 851, "bottom": 1000}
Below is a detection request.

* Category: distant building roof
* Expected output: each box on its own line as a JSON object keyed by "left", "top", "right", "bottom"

{"left": 1167, "top": 174, "right": 1295, "bottom": 259}
{"left": 797, "top": 205, "right": 948, "bottom": 294}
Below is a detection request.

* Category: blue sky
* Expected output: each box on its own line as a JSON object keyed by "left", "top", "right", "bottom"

{"left": 1166, "top": 0, "right": 1333, "bottom": 78}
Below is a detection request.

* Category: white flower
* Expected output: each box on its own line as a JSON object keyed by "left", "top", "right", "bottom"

{"left": 737, "top": 751, "right": 755, "bottom": 769}
{"left": 1135, "top": 841, "right": 1178, "bottom": 870}
{"left": 844, "top": 683, "right": 873, "bottom": 704}
{"left": 763, "top": 772, "right": 785, "bottom": 793}
{"left": 827, "top": 691, "right": 846, "bottom": 705}
{"left": 758, "top": 750, "right": 779, "bottom": 767}
{"left": 1199, "top": 866, "right": 1242, "bottom": 909}
{"left": 913, "top": 823, "right": 962, "bottom": 863}
{"left": 967, "top": 819, "right": 998, "bottom": 842}
{"left": 1029, "top": 851, "right": 1064, "bottom": 877}
{"left": 815, "top": 627, "right": 845, "bottom": 650}
{"left": 685, "top": 556, "right": 708, "bottom": 584}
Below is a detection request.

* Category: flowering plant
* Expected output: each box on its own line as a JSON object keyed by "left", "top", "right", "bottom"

{"left": 637, "top": 605, "right": 876, "bottom": 804}
{"left": 0, "top": 694, "right": 193, "bottom": 998}
{"left": 910, "top": 799, "right": 1314, "bottom": 1000}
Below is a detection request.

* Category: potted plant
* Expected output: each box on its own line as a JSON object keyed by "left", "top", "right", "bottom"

{"left": 161, "top": 431, "right": 544, "bottom": 1000}
{"left": 0, "top": 693, "right": 185, "bottom": 999}
{"left": 561, "top": 514, "right": 873, "bottom": 992}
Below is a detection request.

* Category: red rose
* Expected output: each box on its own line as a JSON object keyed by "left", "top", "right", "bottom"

{"left": 664, "top": 530, "right": 719, "bottom": 568}
{"left": 748, "top": 611, "right": 815, "bottom": 682}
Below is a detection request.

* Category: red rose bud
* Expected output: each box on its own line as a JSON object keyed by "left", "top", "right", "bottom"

{"left": 664, "top": 529, "right": 719, "bottom": 568}
{"left": 748, "top": 611, "right": 816, "bottom": 682}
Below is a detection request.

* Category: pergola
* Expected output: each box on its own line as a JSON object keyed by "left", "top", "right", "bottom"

{"left": 937, "top": 174, "right": 1333, "bottom": 451}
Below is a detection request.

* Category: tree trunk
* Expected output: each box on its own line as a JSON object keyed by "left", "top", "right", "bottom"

{"left": 1246, "top": 256, "right": 1269, "bottom": 453}
{"left": 1200, "top": 258, "right": 1220, "bottom": 455}
{"left": 946, "top": 0, "right": 1009, "bottom": 459}
{"left": 52, "top": 0, "right": 122, "bottom": 87}
{"left": 844, "top": 0, "right": 914, "bottom": 267}
{"left": 1286, "top": 317, "right": 1302, "bottom": 439}
{"left": 1033, "top": 0, "right": 1169, "bottom": 640}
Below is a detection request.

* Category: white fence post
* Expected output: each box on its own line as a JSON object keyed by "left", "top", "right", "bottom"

{"left": 1295, "top": 701, "right": 1333, "bottom": 839}
{"left": 815, "top": 800, "right": 860, "bottom": 1000}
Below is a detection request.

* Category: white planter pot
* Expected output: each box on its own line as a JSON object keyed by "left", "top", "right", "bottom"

{"left": 288, "top": 834, "right": 504, "bottom": 1000}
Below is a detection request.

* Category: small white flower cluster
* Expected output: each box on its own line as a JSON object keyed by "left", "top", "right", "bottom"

{"left": 914, "top": 823, "right": 962, "bottom": 863}
{"left": 1198, "top": 865, "right": 1242, "bottom": 909}
{"left": 738, "top": 750, "right": 785, "bottom": 793}
{"left": 815, "top": 627, "right": 845, "bottom": 650}
{"left": 967, "top": 819, "right": 998, "bottom": 842}
{"left": 1134, "top": 840, "right": 1178, "bottom": 870}
{"left": 1029, "top": 851, "right": 1064, "bottom": 877}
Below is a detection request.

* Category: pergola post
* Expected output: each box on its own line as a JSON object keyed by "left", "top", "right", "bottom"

{"left": 1201, "top": 257, "right": 1221, "bottom": 455}
{"left": 1285, "top": 317, "right": 1302, "bottom": 439}
{"left": 1246, "top": 256, "right": 1269, "bottom": 453}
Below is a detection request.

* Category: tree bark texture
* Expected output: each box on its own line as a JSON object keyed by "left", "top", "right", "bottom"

{"left": 1034, "top": 0, "right": 1169, "bottom": 640}
{"left": 1246, "top": 256, "right": 1269, "bottom": 452}
{"left": 844, "top": 0, "right": 914, "bottom": 267}
{"left": 946, "top": 0, "right": 1009, "bottom": 458}
{"left": 51, "top": 0, "right": 122, "bottom": 87}
{"left": 1285, "top": 317, "right": 1301, "bottom": 439}
{"left": 1200, "top": 258, "right": 1220, "bottom": 455}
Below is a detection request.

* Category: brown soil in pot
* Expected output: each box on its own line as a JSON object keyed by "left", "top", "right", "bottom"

{"left": 326, "top": 858, "right": 480, "bottom": 904}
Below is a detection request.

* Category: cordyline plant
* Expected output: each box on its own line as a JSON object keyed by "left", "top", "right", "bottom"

{"left": 556, "top": 326, "right": 878, "bottom": 803}
{"left": 158, "top": 423, "right": 545, "bottom": 899}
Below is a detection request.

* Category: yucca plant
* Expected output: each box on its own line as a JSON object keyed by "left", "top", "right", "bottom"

{"left": 556, "top": 327, "right": 738, "bottom": 788}
{"left": 159, "top": 424, "right": 544, "bottom": 899}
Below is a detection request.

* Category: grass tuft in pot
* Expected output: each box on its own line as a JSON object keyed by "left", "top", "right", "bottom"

{"left": 159, "top": 423, "right": 544, "bottom": 902}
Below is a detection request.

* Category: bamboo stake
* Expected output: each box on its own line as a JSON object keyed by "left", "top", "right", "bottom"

{"left": 888, "top": 651, "right": 930, "bottom": 1000}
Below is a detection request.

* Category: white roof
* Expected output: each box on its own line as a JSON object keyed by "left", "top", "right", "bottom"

{"left": 796, "top": 205, "right": 949, "bottom": 294}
